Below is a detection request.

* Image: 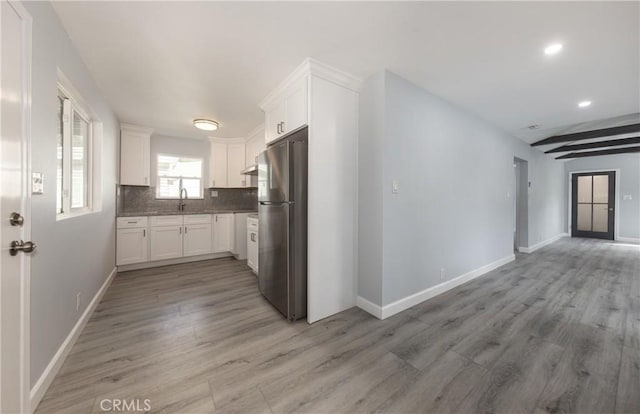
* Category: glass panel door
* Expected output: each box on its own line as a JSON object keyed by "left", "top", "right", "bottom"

{"left": 571, "top": 172, "right": 615, "bottom": 240}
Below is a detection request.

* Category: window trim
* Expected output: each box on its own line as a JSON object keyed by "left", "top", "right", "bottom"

{"left": 56, "top": 79, "right": 96, "bottom": 220}
{"left": 155, "top": 154, "right": 204, "bottom": 200}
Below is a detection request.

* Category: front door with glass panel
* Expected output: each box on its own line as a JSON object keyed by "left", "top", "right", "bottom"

{"left": 572, "top": 172, "right": 615, "bottom": 240}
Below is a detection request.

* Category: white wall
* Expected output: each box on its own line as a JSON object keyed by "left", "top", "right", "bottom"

{"left": 564, "top": 153, "right": 640, "bottom": 241}
{"left": 359, "top": 71, "right": 565, "bottom": 308}
{"left": 24, "top": 1, "right": 118, "bottom": 388}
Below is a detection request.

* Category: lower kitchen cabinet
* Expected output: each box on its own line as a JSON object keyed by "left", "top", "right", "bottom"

{"left": 149, "top": 225, "right": 183, "bottom": 261}
{"left": 184, "top": 223, "right": 212, "bottom": 257}
{"left": 116, "top": 227, "right": 148, "bottom": 265}
{"left": 247, "top": 224, "right": 258, "bottom": 274}
{"left": 213, "top": 214, "right": 234, "bottom": 253}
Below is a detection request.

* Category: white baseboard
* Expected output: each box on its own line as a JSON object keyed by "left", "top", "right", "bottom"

{"left": 356, "top": 296, "right": 383, "bottom": 319}
{"left": 518, "top": 233, "right": 569, "bottom": 254}
{"left": 30, "top": 267, "right": 117, "bottom": 410}
{"left": 617, "top": 237, "right": 640, "bottom": 244}
{"left": 117, "top": 252, "right": 232, "bottom": 272}
{"left": 358, "top": 253, "right": 515, "bottom": 320}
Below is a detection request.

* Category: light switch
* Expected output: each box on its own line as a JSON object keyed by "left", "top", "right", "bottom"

{"left": 392, "top": 180, "right": 399, "bottom": 194}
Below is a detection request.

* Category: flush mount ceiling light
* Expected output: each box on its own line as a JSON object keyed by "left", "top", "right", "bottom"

{"left": 544, "top": 43, "right": 563, "bottom": 55}
{"left": 578, "top": 100, "right": 592, "bottom": 108}
{"left": 193, "top": 119, "right": 219, "bottom": 131}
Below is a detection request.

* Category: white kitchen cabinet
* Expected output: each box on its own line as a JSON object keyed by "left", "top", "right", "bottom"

{"left": 245, "top": 125, "right": 266, "bottom": 167}
{"left": 265, "top": 102, "right": 286, "bottom": 145}
{"left": 120, "top": 124, "right": 153, "bottom": 186}
{"left": 227, "top": 143, "right": 247, "bottom": 188}
{"left": 232, "top": 213, "right": 250, "bottom": 259}
{"left": 264, "top": 76, "right": 308, "bottom": 145}
{"left": 247, "top": 217, "right": 258, "bottom": 274}
{"left": 183, "top": 223, "right": 212, "bottom": 257}
{"left": 183, "top": 214, "right": 212, "bottom": 257}
{"left": 209, "top": 141, "right": 247, "bottom": 188}
{"left": 209, "top": 142, "right": 228, "bottom": 188}
{"left": 116, "top": 216, "right": 148, "bottom": 266}
{"left": 116, "top": 228, "right": 148, "bottom": 265}
{"left": 213, "top": 213, "right": 234, "bottom": 253}
{"left": 149, "top": 225, "right": 183, "bottom": 261}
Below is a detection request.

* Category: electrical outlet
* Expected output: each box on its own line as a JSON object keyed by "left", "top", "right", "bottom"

{"left": 440, "top": 268, "right": 446, "bottom": 281}
{"left": 392, "top": 180, "right": 399, "bottom": 194}
{"left": 210, "top": 190, "right": 218, "bottom": 197}
{"left": 76, "top": 293, "right": 81, "bottom": 312}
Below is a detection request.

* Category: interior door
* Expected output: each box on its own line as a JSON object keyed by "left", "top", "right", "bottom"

{"left": 1, "top": 1, "right": 32, "bottom": 411}
{"left": 572, "top": 172, "right": 615, "bottom": 240}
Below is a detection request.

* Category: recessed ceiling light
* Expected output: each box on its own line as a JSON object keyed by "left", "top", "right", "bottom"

{"left": 193, "top": 119, "right": 219, "bottom": 131}
{"left": 544, "top": 43, "right": 563, "bottom": 55}
{"left": 578, "top": 100, "right": 592, "bottom": 108}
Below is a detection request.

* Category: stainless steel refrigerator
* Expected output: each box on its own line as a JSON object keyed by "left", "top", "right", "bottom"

{"left": 258, "top": 127, "right": 307, "bottom": 321}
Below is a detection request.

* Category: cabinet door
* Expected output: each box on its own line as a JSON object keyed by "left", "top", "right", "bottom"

{"left": 183, "top": 224, "right": 212, "bottom": 257}
{"left": 247, "top": 229, "right": 258, "bottom": 273}
{"left": 265, "top": 102, "right": 286, "bottom": 145}
{"left": 209, "top": 142, "right": 228, "bottom": 188}
{"left": 284, "top": 77, "right": 308, "bottom": 135}
{"left": 150, "top": 225, "right": 183, "bottom": 261}
{"left": 227, "top": 143, "right": 246, "bottom": 187}
{"left": 120, "top": 131, "right": 150, "bottom": 186}
{"left": 245, "top": 129, "right": 265, "bottom": 167}
{"left": 213, "top": 214, "right": 234, "bottom": 253}
{"left": 116, "top": 228, "right": 148, "bottom": 265}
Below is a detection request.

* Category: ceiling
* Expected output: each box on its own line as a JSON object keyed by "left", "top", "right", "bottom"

{"left": 51, "top": 2, "right": 639, "bottom": 142}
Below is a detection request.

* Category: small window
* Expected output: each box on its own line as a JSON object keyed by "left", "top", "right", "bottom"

{"left": 57, "top": 85, "right": 93, "bottom": 218}
{"left": 156, "top": 155, "right": 203, "bottom": 199}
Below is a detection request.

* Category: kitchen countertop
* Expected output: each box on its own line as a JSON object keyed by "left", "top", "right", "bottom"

{"left": 117, "top": 209, "right": 258, "bottom": 217}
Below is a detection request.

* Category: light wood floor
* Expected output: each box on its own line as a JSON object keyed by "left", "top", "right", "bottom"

{"left": 36, "top": 237, "right": 639, "bottom": 414}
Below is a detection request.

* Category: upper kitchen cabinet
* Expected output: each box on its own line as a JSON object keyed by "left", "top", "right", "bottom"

{"left": 245, "top": 124, "right": 266, "bottom": 167}
{"left": 262, "top": 76, "right": 308, "bottom": 145}
{"left": 259, "top": 58, "right": 362, "bottom": 324}
{"left": 227, "top": 143, "right": 246, "bottom": 187}
{"left": 120, "top": 124, "right": 153, "bottom": 186}
{"left": 209, "top": 141, "right": 228, "bottom": 188}
{"left": 208, "top": 139, "right": 248, "bottom": 188}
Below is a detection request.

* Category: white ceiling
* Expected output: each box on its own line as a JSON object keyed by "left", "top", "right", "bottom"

{"left": 51, "top": 1, "right": 639, "bottom": 142}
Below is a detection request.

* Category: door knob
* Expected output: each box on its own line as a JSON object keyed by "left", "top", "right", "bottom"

{"left": 10, "top": 240, "right": 36, "bottom": 256}
{"left": 9, "top": 212, "right": 24, "bottom": 226}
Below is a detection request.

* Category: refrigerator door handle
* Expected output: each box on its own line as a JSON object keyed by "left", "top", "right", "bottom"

{"left": 260, "top": 201, "right": 294, "bottom": 205}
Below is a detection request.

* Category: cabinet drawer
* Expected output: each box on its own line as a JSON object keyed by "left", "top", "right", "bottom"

{"left": 247, "top": 218, "right": 258, "bottom": 230}
{"left": 117, "top": 217, "right": 148, "bottom": 229}
{"left": 184, "top": 214, "right": 212, "bottom": 225}
{"left": 150, "top": 215, "right": 184, "bottom": 227}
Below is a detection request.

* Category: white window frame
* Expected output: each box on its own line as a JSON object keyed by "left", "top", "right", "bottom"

{"left": 155, "top": 154, "right": 204, "bottom": 199}
{"left": 56, "top": 82, "right": 94, "bottom": 220}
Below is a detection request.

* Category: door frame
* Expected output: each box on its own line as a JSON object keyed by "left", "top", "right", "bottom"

{"left": 567, "top": 169, "right": 620, "bottom": 241}
{"left": 0, "top": 0, "right": 33, "bottom": 412}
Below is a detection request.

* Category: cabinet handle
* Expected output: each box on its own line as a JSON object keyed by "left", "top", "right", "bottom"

{"left": 281, "top": 121, "right": 285, "bottom": 133}
{"left": 143, "top": 229, "right": 146, "bottom": 237}
{"left": 185, "top": 227, "right": 188, "bottom": 234}
{"left": 179, "top": 227, "right": 182, "bottom": 234}
{"left": 215, "top": 216, "right": 218, "bottom": 222}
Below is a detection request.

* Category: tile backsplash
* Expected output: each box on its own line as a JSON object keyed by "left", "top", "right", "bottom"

{"left": 118, "top": 185, "right": 258, "bottom": 214}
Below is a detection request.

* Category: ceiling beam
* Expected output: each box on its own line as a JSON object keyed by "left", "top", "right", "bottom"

{"left": 531, "top": 123, "right": 640, "bottom": 147}
{"left": 555, "top": 146, "right": 640, "bottom": 159}
{"left": 545, "top": 136, "right": 640, "bottom": 153}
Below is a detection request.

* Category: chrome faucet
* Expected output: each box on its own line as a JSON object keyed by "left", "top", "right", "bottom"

{"left": 179, "top": 186, "right": 188, "bottom": 211}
